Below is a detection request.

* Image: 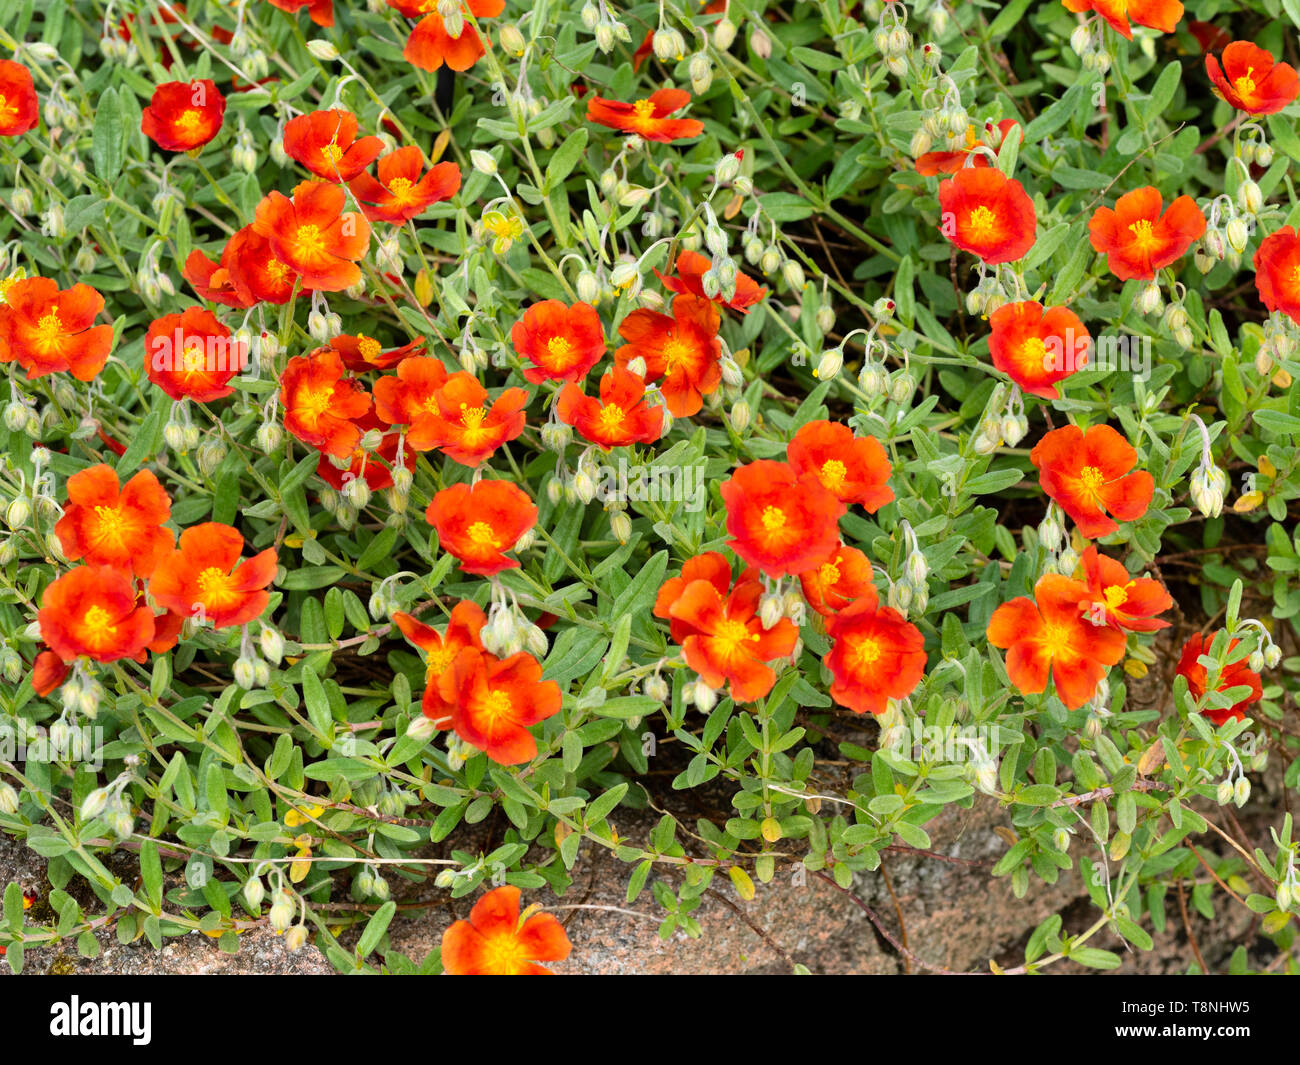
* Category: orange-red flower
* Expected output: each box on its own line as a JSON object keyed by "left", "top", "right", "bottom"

{"left": 441, "top": 885, "right": 571, "bottom": 975}
{"left": 987, "top": 573, "right": 1127, "bottom": 710}
{"left": 33, "top": 649, "right": 71, "bottom": 696}
{"left": 374, "top": 353, "right": 449, "bottom": 426}
{"left": 145, "top": 307, "right": 248, "bottom": 402}
{"left": 437, "top": 647, "right": 562, "bottom": 764}
{"left": 394, "top": 601, "right": 488, "bottom": 725}
{"left": 937, "top": 166, "right": 1036, "bottom": 264}
{"left": 53, "top": 465, "right": 174, "bottom": 578}
{"left": 426, "top": 480, "right": 537, "bottom": 576}
{"left": 556, "top": 366, "right": 663, "bottom": 451}
{"left": 280, "top": 349, "right": 373, "bottom": 458}
{"left": 668, "top": 576, "right": 798, "bottom": 703}
{"left": 721, "top": 460, "right": 845, "bottom": 578}
{"left": 148, "top": 523, "right": 277, "bottom": 629}
{"left": 614, "top": 294, "right": 722, "bottom": 417}
{"left": 656, "top": 251, "right": 767, "bottom": 315}
{"left": 315, "top": 413, "right": 416, "bottom": 493}
{"left": 391, "top": 368, "right": 529, "bottom": 462}
{"left": 1030, "top": 424, "right": 1154, "bottom": 539}
{"left": 268, "top": 0, "right": 334, "bottom": 26}
{"left": 1075, "top": 545, "right": 1172, "bottom": 633}
{"left": 654, "top": 552, "right": 756, "bottom": 641}
{"left": 253, "top": 179, "right": 371, "bottom": 291}
{"left": 511, "top": 300, "right": 606, "bottom": 384}
{"left": 221, "top": 226, "right": 300, "bottom": 305}
{"left": 1061, "top": 0, "right": 1183, "bottom": 39}
{"left": 987, "top": 301, "right": 1091, "bottom": 400}
{"left": 916, "top": 119, "right": 1021, "bottom": 176}
{"left": 586, "top": 88, "right": 704, "bottom": 142}
{"left": 390, "top": 0, "right": 505, "bottom": 72}
{"left": 330, "top": 333, "right": 426, "bottom": 372}
{"left": 1088, "top": 187, "right": 1205, "bottom": 282}
{"left": 1176, "top": 633, "right": 1263, "bottom": 726}
{"left": 825, "top": 597, "right": 926, "bottom": 715}
{"left": 38, "top": 566, "right": 157, "bottom": 664}
{"left": 1253, "top": 226, "right": 1300, "bottom": 324}
{"left": 787, "top": 420, "right": 894, "bottom": 512}
{"left": 348, "top": 146, "right": 462, "bottom": 223}
{"left": 141, "top": 79, "right": 225, "bottom": 151}
{"left": 0, "top": 60, "right": 39, "bottom": 137}
{"left": 283, "top": 109, "right": 385, "bottom": 182}
{"left": 0, "top": 277, "right": 114, "bottom": 381}
{"left": 1206, "top": 42, "right": 1299, "bottom": 114}
{"left": 181, "top": 248, "right": 256, "bottom": 309}
{"left": 799, "top": 544, "right": 877, "bottom": 617}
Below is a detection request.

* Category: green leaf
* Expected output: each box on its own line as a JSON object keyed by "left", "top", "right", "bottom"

{"left": 545, "top": 127, "right": 587, "bottom": 191}
{"left": 91, "top": 85, "right": 126, "bottom": 183}
{"left": 357, "top": 900, "right": 396, "bottom": 957}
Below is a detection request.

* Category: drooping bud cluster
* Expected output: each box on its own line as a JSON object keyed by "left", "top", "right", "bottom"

{"left": 1186, "top": 414, "right": 1227, "bottom": 519}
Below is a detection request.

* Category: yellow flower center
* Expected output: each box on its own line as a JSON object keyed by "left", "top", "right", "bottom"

{"left": 479, "top": 930, "right": 529, "bottom": 974}
{"left": 482, "top": 688, "right": 514, "bottom": 721}
{"left": 176, "top": 110, "right": 205, "bottom": 136}
{"left": 196, "top": 566, "right": 233, "bottom": 598}
{"left": 595, "top": 404, "right": 626, "bottom": 435}
{"left": 662, "top": 337, "right": 692, "bottom": 373}
{"left": 1234, "top": 68, "right": 1257, "bottom": 97}
{"left": 296, "top": 383, "right": 335, "bottom": 421}
{"left": 295, "top": 223, "right": 327, "bottom": 256}
{"left": 820, "top": 459, "right": 847, "bottom": 493}
{"left": 459, "top": 404, "right": 487, "bottom": 430}
{"left": 1126, "top": 218, "right": 1159, "bottom": 250}
{"left": 35, "top": 311, "right": 64, "bottom": 349}
{"left": 546, "top": 335, "right": 574, "bottom": 365}
{"left": 1020, "top": 335, "right": 1049, "bottom": 369}
{"left": 632, "top": 98, "right": 657, "bottom": 119}
{"left": 183, "top": 342, "right": 208, "bottom": 374}
{"left": 760, "top": 506, "right": 787, "bottom": 533}
{"left": 82, "top": 604, "right": 118, "bottom": 641}
{"left": 426, "top": 645, "right": 458, "bottom": 680}
{"left": 1039, "top": 621, "right": 1074, "bottom": 656}
{"left": 467, "top": 521, "right": 498, "bottom": 546}
{"left": 966, "top": 205, "right": 999, "bottom": 242}
{"left": 849, "top": 634, "right": 882, "bottom": 669}
{"left": 92, "top": 505, "right": 127, "bottom": 543}
{"left": 1103, "top": 583, "right": 1131, "bottom": 611}
{"left": 818, "top": 559, "right": 842, "bottom": 586}
{"left": 713, "top": 618, "right": 759, "bottom": 657}
{"left": 321, "top": 141, "right": 344, "bottom": 165}
{"left": 1079, "top": 465, "right": 1106, "bottom": 494}
{"left": 357, "top": 335, "right": 382, "bottom": 362}
{"left": 266, "top": 259, "right": 291, "bottom": 285}
{"left": 387, "top": 176, "right": 415, "bottom": 202}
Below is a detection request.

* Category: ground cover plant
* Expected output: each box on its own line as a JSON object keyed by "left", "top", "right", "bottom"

{"left": 1, "top": 0, "right": 1299, "bottom": 976}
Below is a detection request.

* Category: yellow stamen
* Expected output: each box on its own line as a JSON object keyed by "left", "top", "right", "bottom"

{"left": 965, "top": 205, "right": 1000, "bottom": 242}
{"left": 467, "top": 521, "right": 498, "bottom": 546}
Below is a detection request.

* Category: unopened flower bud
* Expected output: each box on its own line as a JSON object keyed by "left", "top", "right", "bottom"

{"left": 729, "top": 399, "right": 751, "bottom": 433}
{"left": 815, "top": 348, "right": 842, "bottom": 380}
{"left": 1225, "top": 216, "right": 1250, "bottom": 253}
{"left": 693, "top": 681, "right": 717, "bottom": 713}
{"left": 1238, "top": 180, "right": 1262, "bottom": 215}
{"left": 243, "top": 876, "right": 266, "bottom": 909}
{"left": 1233, "top": 775, "right": 1251, "bottom": 806}
{"left": 233, "top": 655, "right": 257, "bottom": 690}
{"left": 1137, "top": 281, "right": 1163, "bottom": 316}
